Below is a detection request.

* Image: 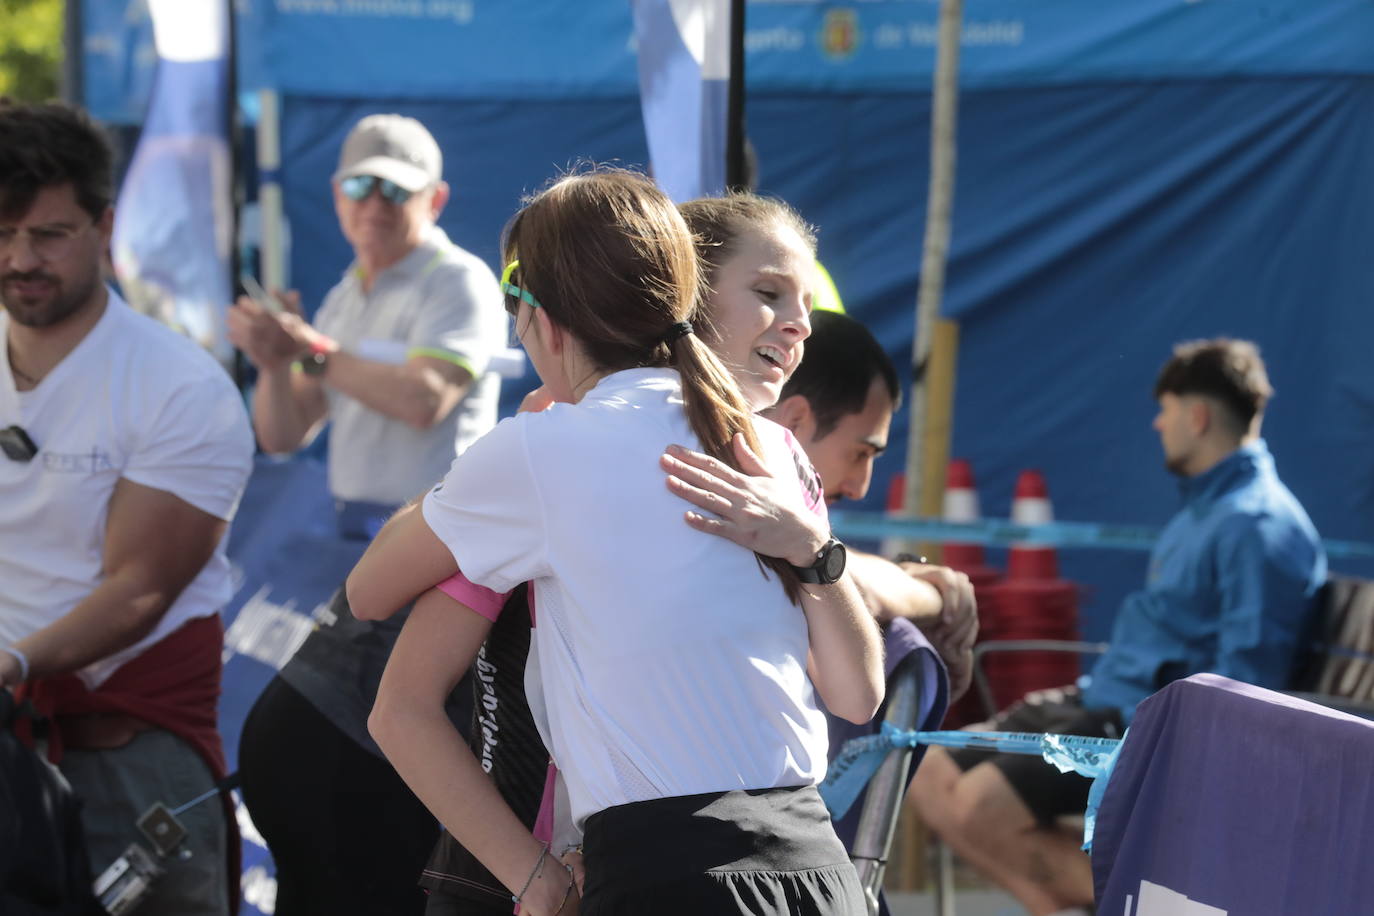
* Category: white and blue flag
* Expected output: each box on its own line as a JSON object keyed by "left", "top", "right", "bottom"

{"left": 112, "top": 0, "right": 234, "bottom": 364}
{"left": 632, "top": 0, "right": 732, "bottom": 203}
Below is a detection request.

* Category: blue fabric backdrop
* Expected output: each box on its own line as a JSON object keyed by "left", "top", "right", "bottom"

{"left": 277, "top": 77, "right": 1374, "bottom": 638}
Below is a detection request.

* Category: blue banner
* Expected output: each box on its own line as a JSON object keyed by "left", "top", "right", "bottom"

{"left": 85, "top": 1, "right": 1374, "bottom": 122}
{"left": 256, "top": 0, "right": 1374, "bottom": 97}
{"left": 110, "top": 0, "right": 236, "bottom": 364}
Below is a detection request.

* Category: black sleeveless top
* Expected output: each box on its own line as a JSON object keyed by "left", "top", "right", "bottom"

{"left": 419, "top": 584, "right": 551, "bottom": 905}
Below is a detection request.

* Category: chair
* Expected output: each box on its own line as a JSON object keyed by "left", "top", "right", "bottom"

{"left": 970, "top": 639, "right": 1108, "bottom": 720}
{"left": 1287, "top": 573, "right": 1374, "bottom": 717}
{"left": 849, "top": 652, "right": 925, "bottom": 916}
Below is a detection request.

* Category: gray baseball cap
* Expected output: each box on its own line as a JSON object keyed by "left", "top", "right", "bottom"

{"left": 333, "top": 114, "right": 442, "bottom": 192}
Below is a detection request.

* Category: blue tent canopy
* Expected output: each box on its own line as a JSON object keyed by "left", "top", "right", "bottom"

{"left": 85, "top": 1, "right": 1374, "bottom": 116}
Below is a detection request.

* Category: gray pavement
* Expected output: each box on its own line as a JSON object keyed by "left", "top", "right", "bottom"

{"left": 887, "top": 890, "right": 1029, "bottom": 916}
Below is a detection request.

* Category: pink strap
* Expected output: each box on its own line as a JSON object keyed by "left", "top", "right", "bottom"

{"left": 533, "top": 761, "right": 557, "bottom": 845}
{"left": 434, "top": 571, "right": 507, "bottom": 622}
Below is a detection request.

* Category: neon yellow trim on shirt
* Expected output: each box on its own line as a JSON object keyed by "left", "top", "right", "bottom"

{"left": 408, "top": 347, "right": 477, "bottom": 378}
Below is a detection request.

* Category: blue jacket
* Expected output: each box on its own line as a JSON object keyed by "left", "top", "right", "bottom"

{"left": 1082, "top": 440, "right": 1326, "bottom": 720}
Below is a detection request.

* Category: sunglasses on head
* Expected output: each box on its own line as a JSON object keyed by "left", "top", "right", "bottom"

{"left": 339, "top": 175, "right": 414, "bottom": 205}
{"left": 501, "top": 260, "right": 544, "bottom": 316}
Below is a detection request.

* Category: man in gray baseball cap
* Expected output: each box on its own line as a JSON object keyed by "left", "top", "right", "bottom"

{"left": 226, "top": 112, "right": 505, "bottom": 913}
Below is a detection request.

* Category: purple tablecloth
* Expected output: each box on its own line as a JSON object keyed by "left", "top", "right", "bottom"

{"left": 1091, "top": 673, "right": 1374, "bottom": 915}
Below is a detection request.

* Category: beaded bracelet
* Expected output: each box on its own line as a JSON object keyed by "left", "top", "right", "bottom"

{"left": 553, "top": 861, "right": 577, "bottom": 914}
{"left": 512, "top": 843, "right": 550, "bottom": 905}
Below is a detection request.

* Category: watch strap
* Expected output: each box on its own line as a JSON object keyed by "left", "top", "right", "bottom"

{"left": 792, "top": 536, "right": 844, "bottom": 585}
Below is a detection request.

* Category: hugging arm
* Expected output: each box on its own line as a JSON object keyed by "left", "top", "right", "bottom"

{"left": 369, "top": 589, "right": 578, "bottom": 916}
{"left": 800, "top": 577, "right": 885, "bottom": 724}
{"left": 347, "top": 502, "right": 459, "bottom": 620}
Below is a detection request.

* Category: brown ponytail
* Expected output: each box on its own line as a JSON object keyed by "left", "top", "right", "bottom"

{"left": 667, "top": 332, "right": 804, "bottom": 603}
{"left": 503, "top": 167, "right": 802, "bottom": 602}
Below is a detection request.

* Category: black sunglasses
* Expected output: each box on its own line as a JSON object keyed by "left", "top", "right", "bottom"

{"left": 340, "top": 175, "right": 414, "bottom": 205}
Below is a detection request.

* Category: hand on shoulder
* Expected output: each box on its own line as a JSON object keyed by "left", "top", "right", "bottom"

{"left": 660, "top": 433, "right": 828, "bottom": 569}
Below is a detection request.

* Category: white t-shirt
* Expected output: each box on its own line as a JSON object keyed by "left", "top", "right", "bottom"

{"left": 0, "top": 291, "right": 254, "bottom": 687}
{"left": 422, "top": 368, "right": 828, "bottom": 828}
{"left": 314, "top": 225, "right": 506, "bottom": 505}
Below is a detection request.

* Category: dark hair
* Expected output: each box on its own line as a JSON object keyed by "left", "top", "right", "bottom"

{"left": 1154, "top": 338, "right": 1272, "bottom": 436}
{"left": 503, "top": 168, "right": 803, "bottom": 600}
{"left": 779, "top": 311, "right": 901, "bottom": 439}
{"left": 0, "top": 98, "right": 114, "bottom": 221}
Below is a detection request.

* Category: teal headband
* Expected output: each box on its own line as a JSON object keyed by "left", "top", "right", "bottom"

{"left": 501, "top": 259, "right": 543, "bottom": 310}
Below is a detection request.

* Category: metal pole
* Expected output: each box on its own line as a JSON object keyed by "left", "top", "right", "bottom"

{"left": 61, "top": 0, "right": 85, "bottom": 105}
{"left": 901, "top": 0, "right": 965, "bottom": 548}
{"left": 849, "top": 654, "right": 924, "bottom": 914}
{"left": 256, "top": 89, "right": 285, "bottom": 293}
{"left": 725, "top": 0, "right": 746, "bottom": 190}
{"left": 226, "top": 0, "right": 246, "bottom": 388}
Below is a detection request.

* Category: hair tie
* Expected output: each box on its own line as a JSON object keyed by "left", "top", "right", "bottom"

{"left": 663, "top": 320, "right": 694, "bottom": 344}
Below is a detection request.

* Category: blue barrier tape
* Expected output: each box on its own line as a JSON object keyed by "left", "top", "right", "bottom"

{"left": 818, "top": 723, "right": 1123, "bottom": 820}
{"left": 829, "top": 511, "right": 1374, "bottom": 560}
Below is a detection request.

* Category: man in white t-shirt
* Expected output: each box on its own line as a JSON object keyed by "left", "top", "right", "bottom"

{"left": 0, "top": 99, "right": 254, "bottom": 914}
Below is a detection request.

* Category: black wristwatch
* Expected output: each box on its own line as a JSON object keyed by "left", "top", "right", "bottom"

{"left": 298, "top": 351, "right": 329, "bottom": 376}
{"left": 792, "top": 536, "right": 847, "bottom": 585}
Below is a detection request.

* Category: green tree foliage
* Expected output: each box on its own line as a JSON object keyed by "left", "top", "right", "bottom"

{"left": 0, "top": 0, "right": 63, "bottom": 101}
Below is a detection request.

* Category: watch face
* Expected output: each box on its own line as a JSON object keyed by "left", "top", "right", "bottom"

{"left": 301, "top": 352, "right": 328, "bottom": 376}
{"left": 822, "top": 541, "right": 847, "bottom": 581}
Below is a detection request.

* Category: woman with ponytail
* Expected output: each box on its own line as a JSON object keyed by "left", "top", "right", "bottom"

{"left": 348, "top": 170, "right": 881, "bottom": 915}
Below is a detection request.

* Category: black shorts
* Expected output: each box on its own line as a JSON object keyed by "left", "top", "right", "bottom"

{"left": 581, "top": 786, "right": 865, "bottom": 915}
{"left": 947, "top": 686, "right": 1123, "bottom": 827}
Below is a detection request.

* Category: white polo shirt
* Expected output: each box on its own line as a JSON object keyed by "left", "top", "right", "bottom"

{"left": 422, "top": 368, "right": 828, "bottom": 828}
{"left": 314, "top": 225, "right": 506, "bottom": 505}
{"left": 0, "top": 291, "right": 254, "bottom": 687}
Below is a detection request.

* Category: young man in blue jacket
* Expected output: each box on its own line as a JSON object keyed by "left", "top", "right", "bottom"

{"left": 909, "top": 338, "right": 1326, "bottom": 916}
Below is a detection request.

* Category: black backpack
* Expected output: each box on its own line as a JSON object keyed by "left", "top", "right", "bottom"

{"left": 0, "top": 691, "right": 103, "bottom": 915}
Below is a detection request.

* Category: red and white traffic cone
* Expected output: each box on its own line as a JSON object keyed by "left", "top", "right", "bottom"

{"left": 880, "top": 472, "right": 908, "bottom": 560}
{"left": 934, "top": 459, "right": 1004, "bottom": 727}
{"left": 941, "top": 459, "right": 982, "bottom": 571}
{"left": 979, "top": 469, "right": 1080, "bottom": 711}
{"left": 941, "top": 459, "right": 1001, "bottom": 587}
{"left": 1008, "top": 469, "right": 1058, "bottom": 580}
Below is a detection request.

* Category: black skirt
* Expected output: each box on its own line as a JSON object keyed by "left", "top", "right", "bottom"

{"left": 580, "top": 785, "right": 865, "bottom": 915}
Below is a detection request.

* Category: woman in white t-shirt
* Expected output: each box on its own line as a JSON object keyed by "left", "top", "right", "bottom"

{"left": 349, "top": 171, "right": 882, "bottom": 916}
